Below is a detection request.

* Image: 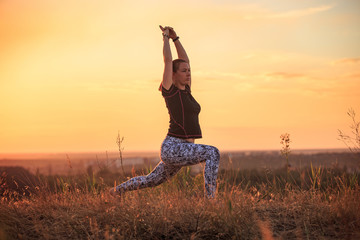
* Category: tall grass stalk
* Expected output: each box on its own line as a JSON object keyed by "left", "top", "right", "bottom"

{"left": 338, "top": 107, "right": 360, "bottom": 159}
{"left": 280, "top": 133, "right": 291, "bottom": 182}
{"left": 116, "top": 131, "right": 125, "bottom": 177}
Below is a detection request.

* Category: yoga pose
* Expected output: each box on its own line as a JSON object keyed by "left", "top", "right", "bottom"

{"left": 110, "top": 26, "right": 220, "bottom": 198}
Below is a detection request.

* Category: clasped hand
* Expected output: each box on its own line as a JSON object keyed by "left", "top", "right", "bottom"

{"left": 159, "top": 25, "right": 177, "bottom": 39}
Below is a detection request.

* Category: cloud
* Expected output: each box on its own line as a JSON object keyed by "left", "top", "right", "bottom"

{"left": 193, "top": 69, "right": 310, "bottom": 92}
{"left": 344, "top": 73, "right": 360, "bottom": 79}
{"left": 268, "top": 5, "right": 334, "bottom": 19}
{"left": 226, "top": 70, "right": 344, "bottom": 97}
{"left": 334, "top": 58, "right": 360, "bottom": 65}
{"left": 266, "top": 72, "right": 305, "bottom": 79}
{"left": 245, "top": 70, "right": 360, "bottom": 97}
{"left": 193, "top": 70, "right": 244, "bottom": 80}
{"left": 244, "top": 5, "right": 334, "bottom": 20}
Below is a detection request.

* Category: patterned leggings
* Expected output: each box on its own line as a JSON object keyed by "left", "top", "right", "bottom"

{"left": 116, "top": 135, "right": 220, "bottom": 198}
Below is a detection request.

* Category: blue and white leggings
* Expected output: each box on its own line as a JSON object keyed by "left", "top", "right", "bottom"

{"left": 116, "top": 135, "right": 220, "bottom": 198}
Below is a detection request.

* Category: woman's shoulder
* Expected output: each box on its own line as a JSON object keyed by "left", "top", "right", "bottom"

{"left": 161, "top": 84, "right": 178, "bottom": 97}
{"left": 162, "top": 83, "right": 176, "bottom": 91}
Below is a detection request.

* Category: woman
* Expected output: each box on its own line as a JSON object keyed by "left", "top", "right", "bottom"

{"left": 110, "top": 26, "right": 220, "bottom": 198}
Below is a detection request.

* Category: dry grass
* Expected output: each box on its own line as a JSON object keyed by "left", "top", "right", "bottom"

{"left": 1, "top": 166, "right": 360, "bottom": 240}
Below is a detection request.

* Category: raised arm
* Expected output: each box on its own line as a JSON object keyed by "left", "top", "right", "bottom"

{"left": 159, "top": 26, "right": 173, "bottom": 90}
{"left": 168, "top": 27, "right": 191, "bottom": 88}
{"left": 168, "top": 27, "right": 189, "bottom": 64}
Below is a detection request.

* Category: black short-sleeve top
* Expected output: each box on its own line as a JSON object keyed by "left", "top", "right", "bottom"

{"left": 161, "top": 84, "right": 202, "bottom": 139}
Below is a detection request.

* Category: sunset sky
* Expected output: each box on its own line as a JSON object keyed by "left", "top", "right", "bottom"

{"left": 1, "top": 0, "right": 359, "bottom": 154}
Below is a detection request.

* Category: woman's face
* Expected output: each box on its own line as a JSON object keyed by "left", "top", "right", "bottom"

{"left": 173, "top": 62, "right": 191, "bottom": 86}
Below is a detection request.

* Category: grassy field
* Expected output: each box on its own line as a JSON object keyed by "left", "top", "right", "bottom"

{"left": 1, "top": 158, "right": 359, "bottom": 240}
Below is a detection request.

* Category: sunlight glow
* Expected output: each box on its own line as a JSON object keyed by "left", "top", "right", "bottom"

{"left": 1, "top": 0, "right": 359, "bottom": 153}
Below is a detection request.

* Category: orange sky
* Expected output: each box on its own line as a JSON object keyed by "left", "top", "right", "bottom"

{"left": 1, "top": 0, "right": 359, "bottom": 153}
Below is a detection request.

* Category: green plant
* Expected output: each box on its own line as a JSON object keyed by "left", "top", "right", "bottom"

{"left": 309, "top": 163, "right": 323, "bottom": 191}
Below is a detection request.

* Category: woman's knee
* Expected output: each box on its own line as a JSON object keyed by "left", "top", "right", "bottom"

{"left": 209, "top": 146, "right": 220, "bottom": 162}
